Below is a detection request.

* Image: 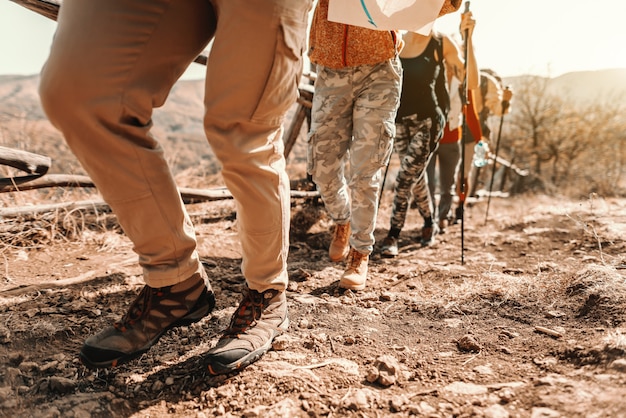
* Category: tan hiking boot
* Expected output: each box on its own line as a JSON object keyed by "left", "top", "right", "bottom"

{"left": 329, "top": 223, "right": 351, "bottom": 262}
{"left": 339, "top": 248, "right": 368, "bottom": 291}
{"left": 79, "top": 271, "right": 215, "bottom": 369}
{"left": 205, "top": 287, "right": 289, "bottom": 376}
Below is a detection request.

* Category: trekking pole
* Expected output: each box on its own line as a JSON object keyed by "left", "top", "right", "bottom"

{"left": 483, "top": 88, "right": 511, "bottom": 225}
{"left": 378, "top": 160, "right": 391, "bottom": 210}
{"left": 459, "top": 0, "right": 470, "bottom": 265}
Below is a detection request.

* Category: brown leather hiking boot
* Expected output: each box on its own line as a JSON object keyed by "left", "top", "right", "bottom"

{"left": 329, "top": 223, "right": 351, "bottom": 262}
{"left": 205, "top": 287, "right": 288, "bottom": 376}
{"left": 79, "top": 272, "right": 215, "bottom": 369}
{"left": 339, "top": 248, "right": 368, "bottom": 291}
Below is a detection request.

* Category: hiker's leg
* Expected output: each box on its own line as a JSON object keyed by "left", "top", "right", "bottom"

{"left": 204, "top": 0, "right": 311, "bottom": 291}
{"left": 39, "top": 0, "right": 216, "bottom": 287}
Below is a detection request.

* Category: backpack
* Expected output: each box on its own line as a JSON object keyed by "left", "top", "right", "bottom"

{"left": 478, "top": 68, "right": 502, "bottom": 137}
{"left": 480, "top": 68, "right": 502, "bottom": 96}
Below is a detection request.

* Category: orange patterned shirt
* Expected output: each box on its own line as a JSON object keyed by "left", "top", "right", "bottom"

{"left": 308, "top": 0, "right": 402, "bottom": 69}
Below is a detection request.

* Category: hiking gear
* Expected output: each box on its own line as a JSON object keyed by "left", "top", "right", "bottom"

{"left": 438, "top": 218, "right": 448, "bottom": 234}
{"left": 380, "top": 236, "right": 399, "bottom": 258}
{"left": 205, "top": 287, "right": 288, "bottom": 376}
{"left": 80, "top": 273, "right": 215, "bottom": 369}
{"left": 453, "top": 205, "right": 463, "bottom": 225}
{"left": 329, "top": 223, "right": 351, "bottom": 262}
{"left": 459, "top": 1, "right": 473, "bottom": 265}
{"left": 421, "top": 223, "right": 438, "bottom": 247}
{"left": 339, "top": 248, "right": 368, "bottom": 291}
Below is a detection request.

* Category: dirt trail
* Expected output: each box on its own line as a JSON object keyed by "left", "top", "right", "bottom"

{"left": 1, "top": 195, "right": 626, "bottom": 417}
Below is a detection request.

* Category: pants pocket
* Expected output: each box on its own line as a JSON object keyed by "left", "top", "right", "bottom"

{"left": 374, "top": 118, "right": 395, "bottom": 167}
{"left": 251, "top": 14, "right": 308, "bottom": 125}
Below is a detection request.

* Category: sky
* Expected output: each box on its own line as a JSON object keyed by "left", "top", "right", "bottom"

{"left": 1, "top": 0, "right": 626, "bottom": 80}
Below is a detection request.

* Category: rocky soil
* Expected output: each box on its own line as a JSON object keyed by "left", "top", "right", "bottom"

{"left": 1, "top": 190, "right": 626, "bottom": 417}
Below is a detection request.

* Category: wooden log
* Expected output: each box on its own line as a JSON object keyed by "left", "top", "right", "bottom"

{"left": 0, "top": 174, "right": 94, "bottom": 193}
{"left": 0, "top": 178, "right": 319, "bottom": 216}
{"left": 488, "top": 153, "right": 529, "bottom": 177}
{"left": 0, "top": 146, "right": 51, "bottom": 176}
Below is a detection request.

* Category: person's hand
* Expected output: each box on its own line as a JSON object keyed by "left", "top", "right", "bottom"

{"left": 502, "top": 86, "right": 513, "bottom": 103}
{"left": 502, "top": 86, "right": 513, "bottom": 112}
{"left": 459, "top": 11, "right": 476, "bottom": 39}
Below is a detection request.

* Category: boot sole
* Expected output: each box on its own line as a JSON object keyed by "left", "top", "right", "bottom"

{"left": 205, "top": 317, "right": 290, "bottom": 376}
{"left": 338, "top": 279, "right": 366, "bottom": 291}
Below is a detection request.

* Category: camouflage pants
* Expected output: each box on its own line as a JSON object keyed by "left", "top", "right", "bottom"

{"left": 389, "top": 114, "right": 442, "bottom": 232}
{"left": 308, "top": 59, "right": 402, "bottom": 254}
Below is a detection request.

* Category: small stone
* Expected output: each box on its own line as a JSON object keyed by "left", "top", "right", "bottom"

{"left": 484, "top": 404, "right": 510, "bottom": 418}
{"left": 457, "top": 334, "right": 482, "bottom": 352}
{"left": 530, "top": 407, "right": 561, "bottom": 418}
{"left": 366, "top": 366, "right": 379, "bottom": 383}
{"left": 151, "top": 380, "right": 164, "bottom": 392}
{"left": 48, "top": 376, "right": 77, "bottom": 393}
{"left": 372, "top": 355, "right": 401, "bottom": 386}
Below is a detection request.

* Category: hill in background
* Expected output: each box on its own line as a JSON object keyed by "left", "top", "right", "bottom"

{"left": 2, "top": 68, "right": 625, "bottom": 179}
{"left": 503, "top": 68, "right": 626, "bottom": 105}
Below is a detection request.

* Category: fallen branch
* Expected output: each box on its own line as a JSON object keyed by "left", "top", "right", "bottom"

{"left": 488, "top": 152, "right": 529, "bottom": 177}
{"left": 0, "top": 270, "right": 96, "bottom": 296}
{"left": 534, "top": 325, "right": 563, "bottom": 338}
{"left": 0, "top": 174, "right": 93, "bottom": 192}
{"left": 0, "top": 186, "right": 319, "bottom": 217}
{"left": 0, "top": 146, "right": 51, "bottom": 176}
{"left": 0, "top": 146, "right": 52, "bottom": 186}
{"left": 0, "top": 199, "right": 108, "bottom": 217}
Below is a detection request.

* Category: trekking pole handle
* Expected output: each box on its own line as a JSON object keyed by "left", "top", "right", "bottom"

{"left": 502, "top": 85, "right": 512, "bottom": 112}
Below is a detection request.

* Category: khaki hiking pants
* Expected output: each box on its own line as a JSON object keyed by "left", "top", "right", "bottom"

{"left": 39, "top": 0, "right": 312, "bottom": 290}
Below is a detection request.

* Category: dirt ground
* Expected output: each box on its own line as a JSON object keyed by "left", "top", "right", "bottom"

{"left": 1, "top": 190, "right": 626, "bottom": 417}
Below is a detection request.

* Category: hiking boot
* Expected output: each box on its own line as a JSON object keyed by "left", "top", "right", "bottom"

{"left": 421, "top": 224, "right": 439, "bottom": 247}
{"left": 339, "top": 248, "right": 368, "bottom": 291}
{"left": 80, "top": 272, "right": 215, "bottom": 369}
{"left": 329, "top": 223, "right": 351, "bottom": 262}
{"left": 205, "top": 287, "right": 288, "bottom": 376}
{"left": 438, "top": 218, "right": 448, "bottom": 234}
{"left": 453, "top": 206, "right": 463, "bottom": 224}
{"left": 380, "top": 236, "right": 399, "bottom": 258}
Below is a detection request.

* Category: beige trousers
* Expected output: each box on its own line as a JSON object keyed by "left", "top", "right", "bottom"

{"left": 39, "top": 0, "right": 312, "bottom": 290}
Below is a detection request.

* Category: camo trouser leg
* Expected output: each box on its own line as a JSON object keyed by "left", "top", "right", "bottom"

{"left": 308, "top": 59, "right": 402, "bottom": 254}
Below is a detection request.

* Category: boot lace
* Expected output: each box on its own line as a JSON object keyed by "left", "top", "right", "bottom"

{"left": 346, "top": 250, "right": 365, "bottom": 270}
{"left": 223, "top": 288, "right": 266, "bottom": 337}
{"left": 113, "top": 286, "right": 162, "bottom": 332}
